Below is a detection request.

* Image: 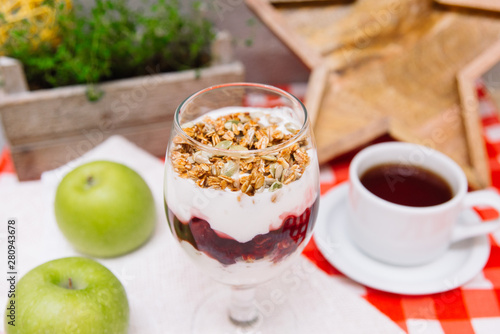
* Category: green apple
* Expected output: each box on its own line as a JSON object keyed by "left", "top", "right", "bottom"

{"left": 4, "top": 257, "right": 129, "bottom": 334}
{"left": 55, "top": 160, "right": 156, "bottom": 257}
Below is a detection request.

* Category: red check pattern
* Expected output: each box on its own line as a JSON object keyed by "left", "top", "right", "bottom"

{"left": 1, "top": 82, "right": 500, "bottom": 333}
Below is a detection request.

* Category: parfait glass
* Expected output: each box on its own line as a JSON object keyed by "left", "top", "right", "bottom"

{"left": 164, "top": 83, "right": 320, "bottom": 333}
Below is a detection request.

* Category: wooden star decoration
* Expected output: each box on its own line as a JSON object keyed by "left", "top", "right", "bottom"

{"left": 246, "top": 0, "right": 500, "bottom": 188}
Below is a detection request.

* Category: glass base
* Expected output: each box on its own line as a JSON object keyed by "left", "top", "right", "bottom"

{"left": 192, "top": 288, "right": 297, "bottom": 334}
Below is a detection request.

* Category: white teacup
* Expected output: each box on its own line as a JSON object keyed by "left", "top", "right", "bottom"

{"left": 348, "top": 142, "right": 500, "bottom": 266}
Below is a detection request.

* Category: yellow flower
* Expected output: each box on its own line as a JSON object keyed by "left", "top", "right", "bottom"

{"left": 0, "top": 0, "right": 72, "bottom": 52}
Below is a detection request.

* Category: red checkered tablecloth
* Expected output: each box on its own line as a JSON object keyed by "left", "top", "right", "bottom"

{"left": 1, "top": 83, "right": 500, "bottom": 333}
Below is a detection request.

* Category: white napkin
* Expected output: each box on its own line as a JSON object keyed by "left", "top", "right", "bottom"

{"left": 0, "top": 135, "right": 404, "bottom": 333}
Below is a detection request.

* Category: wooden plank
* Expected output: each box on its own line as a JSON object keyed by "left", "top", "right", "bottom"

{"left": 0, "top": 57, "right": 28, "bottom": 96}
{"left": 313, "top": 72, "right": 391, "bottom": 164}
{"left": 210, "top": 31, "right": 234, "bottom": 66}
{"left": 245, "top": 0, "right": 323, "bottom": 69}
{"left": 11, "top": 121, "right": 173, "bottom": 181}
{"left": 436, "top": 0, "right": 500, "bottom": 12}
{"left": 0, "top": 61, "right": 244, "bottom": 145}
{"left": 456, "top": 39, "right": 500, "bottom": 188}
{"left": 304, "top": 63, "right": 329, "bottom": 126}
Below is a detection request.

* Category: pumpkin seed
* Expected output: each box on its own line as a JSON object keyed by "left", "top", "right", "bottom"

{"left": 222, "top": 161, "right": 238, "bottom": 177}
{"left": 265, "top": 177, "right": 276, "bottom": 186}
{"left": 270, "top": 182, "right": 283, "bottom": 192}
{"left": 193, "top": 151, "right": 211, "bottom": 164}
{"left": 224, "top": 120, "right": 240, "bottom": 130}
{"left": 215, "top": 140, "right": 233, "bottom": 150}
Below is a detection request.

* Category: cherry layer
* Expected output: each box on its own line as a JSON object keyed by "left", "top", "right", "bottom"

{"left": 166, "top": 198, "right": 319, "bottom": 265}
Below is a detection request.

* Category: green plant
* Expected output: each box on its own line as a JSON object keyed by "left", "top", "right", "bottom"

{"left": 0, "top": 0, "right": 214, "bottom": 93}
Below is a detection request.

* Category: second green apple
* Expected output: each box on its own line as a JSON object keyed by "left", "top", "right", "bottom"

{"left": 55, "top": 160, "right": 156, "bottom": 257}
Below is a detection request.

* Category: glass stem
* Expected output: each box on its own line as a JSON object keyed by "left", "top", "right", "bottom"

{"left": 228, "top": 286, "right": 259, "bottom": 327}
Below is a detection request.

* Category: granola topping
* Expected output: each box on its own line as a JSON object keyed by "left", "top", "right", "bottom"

{"left": 171, "top": 108, "right": 310, "bottom": 196}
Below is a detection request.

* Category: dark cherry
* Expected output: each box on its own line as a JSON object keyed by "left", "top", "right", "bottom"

{"left": 166, "top": 198, "right": 319, "bottom": 265}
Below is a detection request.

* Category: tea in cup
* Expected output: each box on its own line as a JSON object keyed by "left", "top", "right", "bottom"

{"left": 348, "top": 142, "right": 500, "bottom": 266}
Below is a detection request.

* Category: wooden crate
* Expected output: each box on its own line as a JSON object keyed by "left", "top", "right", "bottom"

{"left": 0, "top": 34, "right": 244, "bottom": 180}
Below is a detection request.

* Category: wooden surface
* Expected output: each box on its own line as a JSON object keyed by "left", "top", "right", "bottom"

{"left": 247, "top": 0, "right": 500, "bottom": 188}
{"left": 303, "top": 63, "right": 329, "bottom": 126}
{"left": 246, "top": 0, "right": 323, "bottom": 69}
{"left": 9, "top": 120, "right": 173, "bottom": 181}
{"left": 457, "top": 40, "right": 500, "bottom": 188}
{"left": 436, "top": 0, "right": 500, "bottom": 12}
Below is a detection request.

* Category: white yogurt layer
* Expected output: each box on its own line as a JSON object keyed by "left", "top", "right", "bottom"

{"left": 164, "top": 107, "right": 319, "bottom": 243}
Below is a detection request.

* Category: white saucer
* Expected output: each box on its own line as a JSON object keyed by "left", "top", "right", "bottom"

{"left": 314, "top": 183, "right": 491, "bottom": 295}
